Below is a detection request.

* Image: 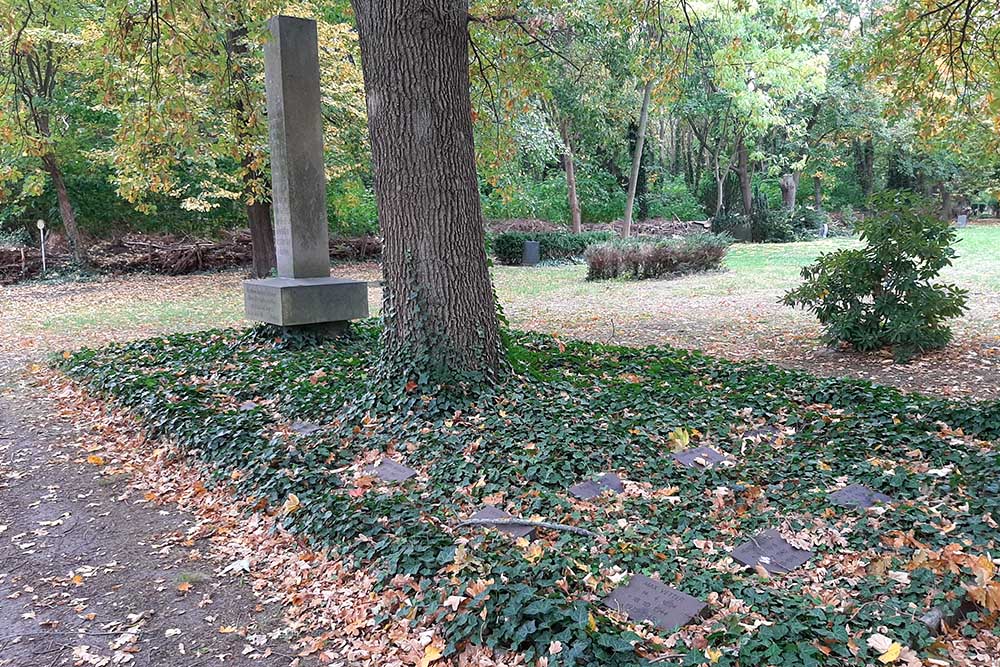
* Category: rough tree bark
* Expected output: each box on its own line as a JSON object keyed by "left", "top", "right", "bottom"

{"left": 246, "top": 199, "right": 276, "bottom": 277}
{"left": 622, "top": 79, "right": 653, "bottom": 237}
{"left": 779, "top": 173, "right": 799, "bottom": 211}
{"left": 560, "top": 120, "right": 582, "bottom": 234}
{"left": 352, "top": 0, "right": 504, "bottom": 384}
{"left": 41, "top": 154, "right": 86, "bottom": 264}
{"left": 813, "top": 175, "right": 822, "bottom": 209}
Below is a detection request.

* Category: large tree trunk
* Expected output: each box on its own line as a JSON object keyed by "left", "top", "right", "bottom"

{"left": 247, "top": 200, "right": 276, "bottom": 277}
{"left": 560, "top": 120, "right": 582, "bottom": 234}
{"left": 736, "top": 134, "right": 751, "bottom": 214}
{"left": 41, "top": 154, "right": 86, "bottom": 264}
{"left": 352, "top": 0, "right": 504, "bottom": 386}
{"left": 622, "top": 79, "right": 653, "bottom": 237}
{"left": 779, "top": 173, "right": 799, "bottom": 211}
{"left": 813, "top": 175, "right": 822, "bottom": 209}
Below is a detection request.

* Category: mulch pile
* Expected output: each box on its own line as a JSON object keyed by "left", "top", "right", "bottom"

{"left": 0, "top": 232, "right": 382, "bottom": 285}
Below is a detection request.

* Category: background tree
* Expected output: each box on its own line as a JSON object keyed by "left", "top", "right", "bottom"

{"left": 1, "top": 0, "right": 92, "bottom": 262}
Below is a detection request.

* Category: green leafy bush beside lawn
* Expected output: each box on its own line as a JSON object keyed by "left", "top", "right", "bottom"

{"left": 584, "top": 233, "right": 729, "bottom": 281}
{"left": 60, "top": 325, "right": 1000, "bottom": 666}
{"left": 784, "top": 192, "right": 968, "bottom": 361}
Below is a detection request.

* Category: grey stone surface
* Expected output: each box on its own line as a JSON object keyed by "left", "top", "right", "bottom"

{"left": 602, "top": 575, "right": 706, "bottom": 632}
{"left": 672, "top": 446, "right": 734, "bottom": 469}
{"left": 264, "top": 15, "right": 330, "bottom": 279}
{"left": 957, "top": 214, "right": 968, "bottom": 228}
{"left": 244, "top": 277, "right": 368, "bottom": 326}
{"left": 828, "top": 484, "right": 892, "bottom": 509}
{"left": 570, "top": 472, "right": 624, "bottom": 500}
{"left": 469, "top": 505, "right": 536, "bottom": 540}
{"left": 731, "top": 529, "right": 813, "bottom": 573}
{"left": 369, "top": 459, "right": 417, "bottom": 482}
{"left": 522, "top": 240, "right": 540, "bottom": 266}
{"left": 290, "top": 420, "right": 322, "bottom": 435}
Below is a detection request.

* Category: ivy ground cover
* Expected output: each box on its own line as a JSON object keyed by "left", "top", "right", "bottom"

{"left": 60, "top": 324, "right": 1000, "bottom": 666}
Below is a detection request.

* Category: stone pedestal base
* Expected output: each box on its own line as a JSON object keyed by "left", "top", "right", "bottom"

{"left": 243, "top": 277, "right": 369, "bottom": 327}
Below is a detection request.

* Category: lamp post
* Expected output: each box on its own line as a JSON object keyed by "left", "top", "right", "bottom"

{"left": 36, "top": 219, "right": 46, "bottom": 274}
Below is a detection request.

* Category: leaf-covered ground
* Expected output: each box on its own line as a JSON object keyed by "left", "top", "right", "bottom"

{"left": 60, "top": 324, "right": 1000, "bottom": 666}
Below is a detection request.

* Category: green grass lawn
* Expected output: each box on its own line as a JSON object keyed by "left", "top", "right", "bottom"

{"left": 496, "top": 225, "right": 1000, "bottom": 301}
{"left": 10, "top": 226, "right": 1000, "bottom": 360}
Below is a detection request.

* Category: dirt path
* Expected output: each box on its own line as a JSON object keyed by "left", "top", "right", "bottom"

{"left": 0, "top": 361, "right": 305, "bottom": 666}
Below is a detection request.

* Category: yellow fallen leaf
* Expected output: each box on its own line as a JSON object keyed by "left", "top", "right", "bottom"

{"left": 706, "top": 647, "right": 722, "bottom": 663}
{"left": 281, "top": 493, "right": 301, "bottom": 515}
{"left": 879, "top": 642, "right": 902, "bottom": 663}
{"left": 587, "top": 612, "right": 597, "bottom": 632}
{"left": 418, "top": 644, "right": 443, "bottom": 667}
{"left": 70, "top": 574, "right": 84, "bottom": 586}
{"left": 86, "top": 455, "right": 104, "bottom": 466}
{"left": 218, "top": 625, "right": 237, "bottom": 634}
{"left": 177, "top": 582, "right": 192, "bottom": 593}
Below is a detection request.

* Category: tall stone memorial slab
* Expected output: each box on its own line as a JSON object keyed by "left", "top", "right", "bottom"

{"left": 243, "top": 15, "right": 368, "bottom": 330}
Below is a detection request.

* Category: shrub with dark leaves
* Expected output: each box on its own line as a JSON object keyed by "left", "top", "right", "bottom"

{"left": 491, "top": 231, "right": 616, "bottom": 265}
{"left": 585, "top": 233, "right": 729, "bottom": 281}
{"left": 783, "top": 191, "right": 968, "bottom": 361}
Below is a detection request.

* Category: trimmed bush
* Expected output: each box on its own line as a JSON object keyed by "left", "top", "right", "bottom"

{"left": 783, "top": 192, "right": 968, "bottom": 361}
{"left": 585, "top": 233, "right": 729, "bottom": 281}
{"left": 491, "top": 230, "right": 615, "bottom": 265}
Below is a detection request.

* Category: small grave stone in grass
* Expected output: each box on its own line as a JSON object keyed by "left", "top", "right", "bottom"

{"left": 569, "top": 473, "right": 624, "bottom": 500}
{"left": 239, "top": 401, "right": 258, "bottom": 412}
{"left": 467, "top": 505, "right": 536, "bottom": 540}
{"left": 602, "top": 574, "right": 707, "bottom": 632}
{"left": 368, "top": 459, "right": 417, "bottom": 482}
{"left": 828, "top": 484, "right": 892, "bottom": 509}
{"left": 672, "top": 446, "right": 733, "bottom": 470}
{"left": 290, "top": 420, "right": 321, "bottom": 435}
{"left": 731, "top": 529, "right": 813, "bottom": 574}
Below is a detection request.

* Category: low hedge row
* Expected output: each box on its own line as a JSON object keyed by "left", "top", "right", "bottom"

{"left": 491, "top": 231, "right": 616, "bottom": 265}
{"left": 585, "top": 233, "right": 730, "bottom": 281}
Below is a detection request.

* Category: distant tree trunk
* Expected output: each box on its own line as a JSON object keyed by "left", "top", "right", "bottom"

{"left": 352, "top": 0, "right": 504, "bottom": 385}
{"left": 41, "top": 154, "right": 86, "bottom": 264}
{"left": 813, "top": 175, "right": 822, "bottom": 209}
{"left": 560, "top": 120, "right": 582, "bottom": 234}
{"left": 736, "top": 134, "right": 751, "bottom": 213}
{"left": 227, "top": 26, "right": 277, "bottom": 278}
{"left": 941, "top": 187, "right": 953, "bottom": 221}
{"left": 623, "top": 79, "right": 653, "bottom": 237}
{"left": 853, "top": 138, "right": 874, "bottom": 201}
{"left": 713, "top": 154, "right": 725, "bottom": 217}
{"left": 779, "top": 173, "right": 799, "bottom": 211}
{"left": 246, "top": 200, "right": 276, "bottom": 277}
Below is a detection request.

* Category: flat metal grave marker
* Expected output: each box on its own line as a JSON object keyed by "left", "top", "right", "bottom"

{"left": 602, "top": 574, "right": 706, "bottom": 632}
{"left": 741, "top": 425, "right": 780, "bottom": 441}
{"left": 468, "top": 505, "right": 536, "bottom": 540}
{"left": 731, "top": 529, "right": 813, "bottom": 573}
{"left": 569, "top": 473, "right": 624, "bottom": 500}
{"left": 368, "top": 459, "right": 417, "bottom": 482}
{"left": 290, "top": 420, "right": 322, "bottom": 435}
{"left": 672, "top": 446, "right": 734, "bottom": 470}
{"left": 828, "top": 484, "right": 892, "bottom": 509}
